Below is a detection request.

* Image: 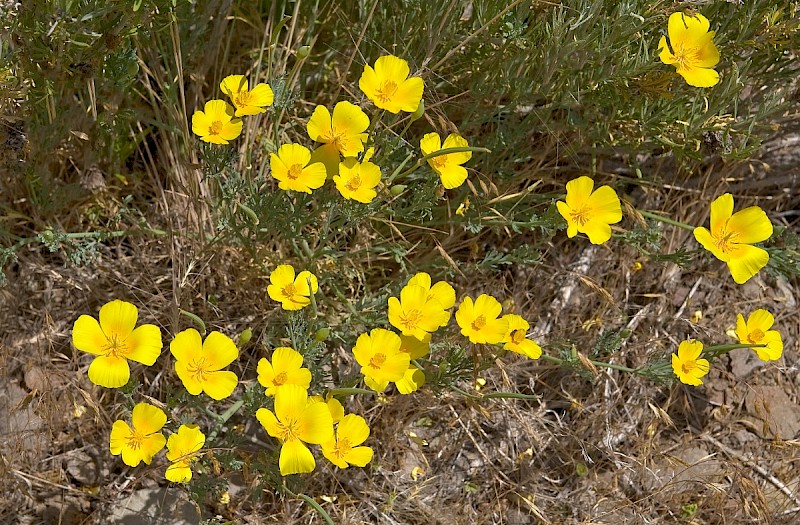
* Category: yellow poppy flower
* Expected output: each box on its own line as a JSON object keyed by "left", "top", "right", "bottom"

{"left": 256, "top": 385, "right": 334, "bottom": 475}
{"left": 334, "top": 157, "right": 382, "bottom": 203}
{"left": 735, "top": 309, "right": 783, "bottom": 362}
{"left": 455, "top": 294, "right": 508, "bottom": 345}
{"left": 556, "top": 176, "right": 622, "bottom": 245}
{"left": 352, "top": 328, "right": 410, "bottom": 385}
{"left": 693, "top": 193, "right": 772, "bottom": 284}
{"left": 659, "top": 12, "right": 720, "bottom": 88}
{"left": 257, "top": 347, "right": 312, "bottom": 396}
{"left": 170, "top": 329, "right": 239, "bottom": 400}
{"left": 267, "top": 264, "right": 319, "bottom": 310}
{"left": 308, "top": 395, "right": 345, "bottom": 424}
{"left": 109, "top": 402, "right": 167, "bottom": 467}
{"left": 406, "top": 272, "right": 456, "bottom": 310}
{"left": 191, "top": 100, "right": 243, "bottom": 144}
{"left": 501, "top": 314, "right": 542, "bottom": 359}
{"left": 72, "top": 299, "right": 162, "bottom": 388}
{"left": 322, "top": 414, "right": 374, "bottom": 469}
{"left": 419, "top": 132, "right": 472, "bottom": 189}
{"left": 307, "top": 101, "right": 369, "bottom": 157}
{"left": 671, "top": 339, "right": 710, "bottom": 386}
{"left": 165, "top": 424, "right": 205, "bottom": 483}
{"left": 359, "top": 55, "right": 424, "bottom": 114}
{"left": 388, "top": 284, "right": 450, "bottom": 341}
{"left": 394, "top": 365, "right": 426, "bottom": 395}
{"left": 399, "top": 333, "right": 431, "bottom": 360}
{"left": 220, "top": 75, "right": 274, "bottom": 116}
{"left": 269, "top": 143, "right": 327, "bottom": 194}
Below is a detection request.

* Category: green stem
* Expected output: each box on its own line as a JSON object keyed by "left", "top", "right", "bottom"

{"left": 207, "top": 399, "right": 244, "bottom": 443}
{"left": 282, "top": 487, "right": 335, "bottom": 525}
{"left": 637, "top": 210, "right": 695, "bottom": 232}
{"left": 702, "top": 342, "right": 766, "bottom": 359}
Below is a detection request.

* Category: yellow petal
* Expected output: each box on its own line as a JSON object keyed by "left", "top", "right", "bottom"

{"left": 441, "top": 134, "right": 471, "bottom": 164}
{"left": 99, "top": 300, "right": 138, "bottom": 339}
{"left": 678, "top": 66, "right": 719, "bottom": 88}
{"left": 344, "top": 446, "right": 373, "bottom": 467}
{"left": 668, "top": 12, "right": 710, "bottom": 49}
{"left": 270, "top": 264, "right": 296, "bottom": 288}
{"left": 220, "top": 75, "right": 248, "bottom": 96}
{"left": 170, "top": 328, "right": 203, "bottom": 363}
{"left": 126, "top": 324, "right": 162, "bottom": 365}
{"left": 708, "top": 194, "right": 733, "bottom": 235}
{"left": 307, "top": 105, "right": 332, "bottom": 143}
{"left": 219, "top": 119, "right": 243, "bottom": 141}
{"left": 166, "top": 424, "right": 205, "bottom": 462}
{"left": 337, "top": 414, "right": 370, "bottom": 446}
{"left": 375, "top": 55, "right": 411, "bottom": 83}
{"left": 277, "top": 143, "right": 312, "bottom": 167}
{"left": 564, "top": 176, "right": 594, "bottom": 209}
{"left": 727, "top": 206, "right": 772, "bottom": 244}
{"left": 165, "top": 462, "right": 193, "bottom": 483}
{"left": 726, "top": 244, "right": 769, "bottom": 284}
{"left": 296, "top": 402, "right": 334, "bottom": 445}
{"left": 310, "top": 143, "right": 341, "bottom": 179}
{"left": 203, "top": 100, "right": 234, "bottom": 122}
{"left": 279, "top": 439, "right": 315, "bottom": 475}
{"left": 392, "top": 77, "right": 424, "bottom": 113}
{"left": 202, "top": 331, "right": 239, "bottom": 370}
{"left": 110, "top": 420, "right": 133, "bottom": 455}
{"left": 294, "top": 270, "right": 319, "bottom": 295}
{"left": 747, "top": 309, "right": 774, "bottom": 333}
{"left": 677, "top": 340, "right": 703, "bottom": 361}
{"left": 274, "top": 384, "right": 308, "bottom": 423}
{"left": 581, "top": 220, "right": 613, "bottom": 245}
{"left": 72, "top": 315, "right": 107, "bottom": 355}
{"left": 131, "top": 402, "right": 167, "bottom": 435}
{"left": 358, "top": 65, "right": 379, "bottom": 100}
{"left": 331, "top": 101, "right": 370, "bottom": 145}
{"left": 395, "top": 366, "right": 425, "bottom": 394}
{"left": 191, "top": 110, "right": 211, "bottom": 137}
{"left": 175, "top": 361, "right": 204, "bottom": 395}
{"left": 439, "top": 165, "right": 469, "bottom": 189}
{"left": 248, "top": 83, "right": 274, "bottom": 107}
{"left": 734, "top": 313, "right": 748, "bottom": 343}
{"left": 429, "top": 281, "right": 455, "bottom": 310}
{"left": 364, "top": 375, "right": 389, "bottom": 392}
{"left": 138, "top": 433, "right": 167, "bottom": 465}
{"left": 585, "top": 185, "right": 622, "bottom": 225}
{"left": 756, "top": 331, "right": 783, "bottom": 361}
{"left": 269, "top": 152, "right": 290, "bottom": 184}
{"left": 473, "top": 294, "right": 502, "bottom": 320}
{"left": 658, "top": 35, "right": 676, "bottom": 65}
{"left": 419, "top": 132, "right": 441, "bottom": 156}
{"left": 88, "top": 355, "right": 130, "bottom": 388}
{"left": 256, "top": 408, "right": 281, "bottom": 438}
{"left": 272, "top": 346, "right": 304, "bottom": 373}
{"left": 201, "top": 370, "right": 238, "bottom": 400}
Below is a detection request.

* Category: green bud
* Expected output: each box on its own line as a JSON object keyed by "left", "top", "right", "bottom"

{"left": 297, "top": 45, "right": 311, "bottom": 59}
{"left": 410, "top": 99, "right": 425, "bottom": 121}
{"left": 390, "top": 184, "right": 407, "bottom": 196}
{"left": 237, "top": 328, "right": 253, "bottom": 347}
{"left": 314, "top": 327, "right": 330, "bottom": 342}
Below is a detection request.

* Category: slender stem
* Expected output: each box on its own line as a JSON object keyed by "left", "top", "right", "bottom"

{"left": 282, "top": 487, "right": 335, "bottom": 525}
{"left": 638, "top": 210, "right": 695, "bottom": 232}
{"left": 207, "top": 399, "right": 244, "bottom": 443}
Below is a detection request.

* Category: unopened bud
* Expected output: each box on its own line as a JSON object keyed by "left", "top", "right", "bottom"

{"left": 237, "top": 328, "right": 253, "bottom": 347}
{"left": 390, "top": 184, "right": 407, "bottom": 196}
{"left": 314, "top": 327, "right": 330, "bottom": 341}
{"left": 297, "top": 45, "right": 311, "bottom": 59}
{"left": 410, "top": 99, "right": 425, "bottom": 121}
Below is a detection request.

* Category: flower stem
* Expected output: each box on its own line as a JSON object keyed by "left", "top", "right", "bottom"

{"left": 207, "top": 399, "right": 244, "bottom": 443}
{"left": 637, "top": 210, "right": 695, "bottom": 232}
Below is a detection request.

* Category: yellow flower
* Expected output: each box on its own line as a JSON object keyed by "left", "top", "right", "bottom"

{"left": 257, "top": 347, "right": 312, "bottom": 396}
{"left": 256, "top": 385, "right": 334, "bottom": 475}
{"left": 455, "top": 294, "right": 508, "bottom": 344}
{"left": 352, "top": 328, "right": 410, "bottom": 385}
{"left": 693, "top": 193, "right": 772, "bottom": 284}
{"left": 735, "top": 309, "right": 783, "bottom": 362}
{"left": 170, "top": 329, "right": 239, "bottom": 400}
{"left": 399, "top": 333, "right": 431, "bottom": 360}
{"left": 267, "top": 264, "right": 319, "bottom": 310}
{"left": 388, "top": 284, "right": 450, "bottom": 341}
{"left": 109, "top": 402, "right": 167, "bottom": 467}
{"left": 307, "top": 101, "right": 369, "bottom": 157}
{"left": 419, "top": 133, "right": 472, "bottom": 189}
{"left": 365, "top": 334, "right": 430, "bottom": 394}
{"left": 72, "top": 300, "right": 162, "bottom": 388}
{"left": 269, "top": 143, "right": 327, "bottom": 194}
{"left": 191, "top": 100, "right": 243, "bottom": 144}
{"left": 220, "top": 75, "right": 274, "bottom": 116}
{"left": 322, "top": 414, "right": 374, "bottom": 469}
{"left": 407, "top": 272, "right": 456, "bottom": 310}
{"left": 165, "top": 424, "right": 205, "bottom": 483}
{"left": 501, "top": 315, "right": 542, "bottom": 359}
{"left": 671, "top": 339, "right": 710, "bottom": 386}
{"left": 359, "top": 55, "right": 424, "bottom": 114}
{"left": 394, "top": 366, "right": 427, "bottom": 395}
{"left": 308, "top": 395, "right": 345, "bottom": 424}
{"left": 659, "top": 12, "right": 720, "bottom": 88}
{"left": 334, "top": 157, "right": 382, "bottom": 203}
{"left": 556, "top": 176, "right": 622, "bottom": 245}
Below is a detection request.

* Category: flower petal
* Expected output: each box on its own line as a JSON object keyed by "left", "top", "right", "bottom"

{"left": 581, "top": 220, "right": 613, "bottom": 245}
{"left": 439, "top": 165, "right": 469, "bottom": 189}
{"left": 126, "top": 324, "right": 162, "bottom": 366}
{"left": 585, "top": 185, "right": 622, "bottom": 225}
{"left": 337, "top": 414, "right": 370, "bottom": 446}
{"left": 99, "top": 300, "right": 138, "bottom": 339}
{"left": 678, "top": 66, "right": 720, "bottom": 88}
{"left": 344, "top": 446, "right": 373, "bottom": 467}
{"left": 201, "top": 331, "right": 239, "bottom": 370}
{"left": 274, "top": 384, "right": 308, "bottom": 423}
{"left": 72, "top": 315, "right": 107, "bottom": 355}
{"left": 727, "top": 206, "right": 772, "bottom": 244}
{"left": 138, "top": 433, "right": 167, "bottom": 465}
{"left": 170, "top": 328, "right": 203, "bottom": 363}
{"left": 564, "top": 176, "right": 594, "bottom": 209}
{"left": 419, "top": 132, "right": 442, "bottom": 156}
{"left": 270, "top": 264, "right": 296, "bottom": 288}
{"left": 307, "top": 105, "right": 332, "bottom": 143}
{"left": 131, "top": 402, "right": 167, "bottom": 435}
{"left": 694, "top": 226, "right": 728, "bottom": 262}
{"left": 393, "top": 77, "right": 424, "bottom": 113}
{"left": 110, "top": 420, "right": 133, "bottom": 456}
{"left": 220, "top": 75, "right": 248, "bottom": 97}
{"left": 279, "top": 439, "right": 315, "bottom": 475}
{"left": 296, "top": 402, "right": 334, "bottom": 445}
{"left": 201, "top": 370, "right": 238, "bottom": 400}
{"left": 726, "top": 244, "right": 769, "bottom": 284}
{"left": 248, "top": 83, "right": 274, "bottom": 107}
{"left": 256, "top": 408, "right": 281, "bottom": 438}
{"left": 175, "top": 361, "right": 204, "bottom": 395}
{"left": 88, "top": 355, "right": 130, "bottom": 388}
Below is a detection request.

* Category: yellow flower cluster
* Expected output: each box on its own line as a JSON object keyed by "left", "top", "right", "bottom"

{"left": 192, "top": 75, "right": 274, "bottom": 144}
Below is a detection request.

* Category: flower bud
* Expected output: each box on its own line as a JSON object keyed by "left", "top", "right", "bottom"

{"left": 410, "top": 99, "right": 425, "bottom": 121}
{"left": 297, "top": 45, "right": 311, "bottom": 59}
{"left": 237, "top": 328, "right": 253, "bottom": 347}
{"left": 314, "top": 327, "right": 330, "bottom": 341}
{"left": 390, "top": 184, "right": 406, "bottom": 196}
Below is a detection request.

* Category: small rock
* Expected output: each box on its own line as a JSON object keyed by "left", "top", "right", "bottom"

{"left": 24, "top": 366, "right": 48, "bottom": 392}
{"left": 105, "top": 487, "right": 200, "bottom": 525}
{"left": 745, "top": 386, "right": 800, "bottom": 440}
{"left": 729, "top": 348, "right": 765, "bottom": 378}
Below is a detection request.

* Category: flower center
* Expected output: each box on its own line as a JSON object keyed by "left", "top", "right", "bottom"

{"left": 570, "top": 206, "right": 591, "bottom": 227}
{"left": 713, "top": 229, "right": 736, "bottom": 254}
{"left": 673, "top": 43, "right": 701, "bottom": 71}
{"left": 102, "top": 334, "right": 130, "bottom": 358}
{"left": 345, "top": 175, "right": 362, "bottom": 192}
{"left": 282, "top": 283, "right": 297, "bottom": 298}
{"left": 273, "top": 371, "right": 288, "bottom": 386}
{"left": 510, "top": 329, "right": 526, "bottom": 345}
{"left": 234, "top": 91, "right": 251, "bottom": 108}
{"left": 431, "top": 154, "right": 449, "bottom": 169}
{"left": 126, "top": 430, "right": 144, "bottom": 450}
{"left": 368, "top": 353, "right": 386, "bottom": 369}
{"left": 400, "top": 309, "right": 423, "bottom": 331}
{"left": 681, "top": 360, "right": 697, "bottom": 375}
{"left": 187, "top": 357, "right": 211, "bottom": 383}
{"left": 329, "top": 127, "right": 347, "bottom": 152}
{"left": 332, "top": 437, "right": 352, "bottom": 458}
{"left": 287, "top": 164, "right": 303, "bottom": 180}
{"left": 747, "top": 329, "right": 765, "bottom": 344}
{"left": 471, "top": 315, "right": 486, "bottom": 331}
{"left": 277, "top": 418, "right": 300, "bottom": 443}
{"left": 376, "top": 80, "right": 398, "bottom": 103}
{"left": 209, "top": 120, "right": 224, "bottom": 136}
